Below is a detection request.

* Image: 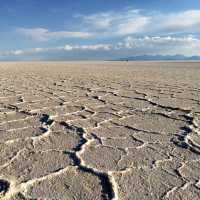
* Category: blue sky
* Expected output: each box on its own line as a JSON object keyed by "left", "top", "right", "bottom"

{"left": 1, "top": 0, "right": 200, "bottom": 60}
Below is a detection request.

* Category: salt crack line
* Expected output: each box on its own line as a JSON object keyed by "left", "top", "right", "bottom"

{"left": 62, "top": 121, "right": 118, "bottom": 200}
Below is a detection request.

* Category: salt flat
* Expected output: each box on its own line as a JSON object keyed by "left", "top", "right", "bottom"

{"left": 0, "top": 61, "right": 200, "bottom": 200}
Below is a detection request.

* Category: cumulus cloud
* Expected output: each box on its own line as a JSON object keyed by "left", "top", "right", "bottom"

{"left": 17, "top": 28, "right": 93, "bottom": 41}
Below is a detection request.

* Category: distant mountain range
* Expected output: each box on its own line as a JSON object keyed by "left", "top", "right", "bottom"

{"left": 114, "top": 55, "right": 200, "bottom": 61}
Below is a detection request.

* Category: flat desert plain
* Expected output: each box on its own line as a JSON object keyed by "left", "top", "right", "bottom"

{"left": 0, "top": 61, "right": 200, "bottom": 200}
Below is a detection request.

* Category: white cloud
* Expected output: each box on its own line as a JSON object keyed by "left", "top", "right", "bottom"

{"left": 120, "top": 35, "right": 200, "bottom": 48}
{"left": 12, "top": 50, "right": 24, "bottom": 55}
{"left": 1, "top": 35, "right": 200, "bottom": 58}
{"left": 0, "top": 43, "right": 112, "bottom": 56}
{"left": 0, "top": 48, "right": 42, "bottom": 56}
{"left": 63, "top": 44, "right": 111, "bottom": 51}
{"left": 81, "top": 13, "right": 114, "bottom": 29}
{"left": 116, "top": 17, "right": 150, "bottom": 35}
{"left": 80, "top": 9, "right": 150, "bottom": 36}
{"left": 161, "top": 10, "right": 200, "bottom": 32}
{"left": 16, "top": 9, "right": 200, "bottom": 42}
{"left": 116, "top": 35, "right": 200, "bottom": 56}
{"left": 17, "top": 28, "right": 93, "bottom": 41}
{"left": 79, "top": 9, "right": 200, "bottom": 36}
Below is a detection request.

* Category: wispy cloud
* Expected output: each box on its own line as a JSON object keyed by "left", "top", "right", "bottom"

{"left": 17, "top": 28, "right": 93, "bottom": 41}
{"left": 0, "top": 43, "right": 112, "bottom": 56}
{"left": 78, "top": 9, "right": 200, "bottom": 36}
{"left": 119, "top": 35, "right": 200, "bottom": 49}
{"left": 63, "top": 44, "right": 111, "bottom": 51}
{"left": 1, "top": 35, "right": 200, "bottom": 57}
{"left": 16, "top": 9, "right": 200, "bottom": 41}
{"left": 116, "top": 35, "right": 200, "bottom": 55}
{"left": 79, "top": 9, "right": 150, "bottom": 36}
{"left": 161, "top": 10, "right": 200, "bottom": 32}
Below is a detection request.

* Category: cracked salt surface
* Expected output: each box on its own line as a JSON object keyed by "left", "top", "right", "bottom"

{"left": 0, "top": 61, "right": 200, "bottom": 200}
